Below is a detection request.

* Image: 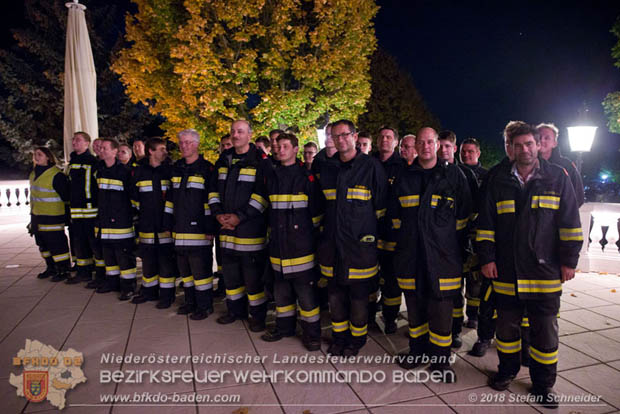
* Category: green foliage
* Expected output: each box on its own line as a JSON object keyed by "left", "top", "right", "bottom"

{"left": 113, "top": 0, "right": 379, "bottom": 161}
{"left": 357, "top": 49, "right": 439, "bottom": 137}
{"left": 478, "top": 139, "right": 505, "bottom": 169}
{"left": 0, "top": 0, "right": 159, "bottom": 169}
{"left": 603, "top": 16, "right": 620, "bottom": 134}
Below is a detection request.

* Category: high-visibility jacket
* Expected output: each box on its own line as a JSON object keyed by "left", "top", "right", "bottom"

{"left": 388, "top": 159, "right": 473, "bottom": 298}
{"left": 96, "top": 161, "right": 135, "bottom": 243}
{"left": 209, "top": 144, "right": 272, "bottom": 254}
{"left": 164, "top": 155, "right": 215, "bottom": 248}
{"left": 316, "top": 150, "right": 387, "bottom": 283}
{"left": 131, "top": 159, "right": 173, "bottom": 246}
{"left": 68, "top": 150, "right": 99, "bottom": 220}
{"left": 476, "top": 157, "right": 583, "bottom": 301}
{"left": 265, "top": 161, "right": 323, "bottom": 280}
{"left": 30, "top": 165, "right": 68, "bottom": 217}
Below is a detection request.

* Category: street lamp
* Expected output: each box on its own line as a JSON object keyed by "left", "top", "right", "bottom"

{"left": 567, "top": 125, "right": 596, "bottom": 173}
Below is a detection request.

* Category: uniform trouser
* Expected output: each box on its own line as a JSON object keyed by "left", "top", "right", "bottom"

{"left": 72, "top": 219, "right": 103, "bottom": 276}
{"left": 140, "top": 243, "right": 176, "bottom": 302}
{"left": 34, "top": 225, "right": 70, "bottom": 272}
{"left": 274, "top": 277, "right": 320, "bottom": 340}
{"left": 176, "top": 247, "right": 213, "bottom": 312}
{"left": 496, "top": 297, "right": 559, "bottom": 388}
{"left": 222, "top": 251, "right": 267, "bottom": 321}
{"left": 477, "top": 279, "right": 530, "bottom": 352}
{"left": 379, "top": 251, "right": 402, "bottom": 324}
{"left": 102, "top": 242, "right": 136, "bottom": 293}
{"left": 329, "top": 278, "right": 372, "bottom": 349}
{"left": 465, "top": 269, "right": 483, "bottom": 320}
{"left": 404, "top": 291, "right": 454, "bottom": 367}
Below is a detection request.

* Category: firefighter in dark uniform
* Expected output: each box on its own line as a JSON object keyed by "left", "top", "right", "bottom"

{"left": 164, "top": 129, "right": 215, "bottom": 320}
{"left": 317, "top": 119, "right": 387, "bottom": 357}
{"left": 390, "top": 127, "right": 472, "bottom": 382}
{"left": 65, "top": 132, "right": 104, "bottom": 286}
{"left": 130, "top": 138, "right": 176, "bottom": 308}
{"left": 478, "top": 121, "right": 582, "bottom": 408}
{"left": 94, "top": 138, "right": 137, "bottom": 301}
{"left": 371, "top": 126, "right": 404, "bottom": 334}
{"left": 30, "top": 147, "right": 71, "bottom": 281}
{"left": 260, "top": 133, "right": 323, "bottom": 351}
{"left": 209, "top": 120, "right": 272, "bottom": 332}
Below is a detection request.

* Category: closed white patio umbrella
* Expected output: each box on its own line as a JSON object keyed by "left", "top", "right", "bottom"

{"left": 63, "top": 0, "right": 98, "bottom": 164}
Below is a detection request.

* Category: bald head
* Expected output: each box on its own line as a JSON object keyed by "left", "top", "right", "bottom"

{"left": 415, "top": 127, "right": 439, "bottom": 168}
{"left": 417, "top": 127, "right": 438, "bottom": 140}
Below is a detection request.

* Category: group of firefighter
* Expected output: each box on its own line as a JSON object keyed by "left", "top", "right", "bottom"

{"left": 28, "top": 117, "right": 584, "bottom": 409}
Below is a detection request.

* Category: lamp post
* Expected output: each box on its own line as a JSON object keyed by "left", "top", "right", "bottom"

{"left": 567, "top": 125, "right": 596, "bottom": 173}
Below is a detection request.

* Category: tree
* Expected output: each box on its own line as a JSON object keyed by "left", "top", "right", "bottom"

{"left": 0, "top": 0, "right": 159, "bottom": 170}
{"left": 113, "top": 0, "right": 379, "bottom": 159}
{"left": 603, "top": 16, "right": 620, "bottom": 134}
{"left": 357, "top": 49, "right": 439, "bottom": 137}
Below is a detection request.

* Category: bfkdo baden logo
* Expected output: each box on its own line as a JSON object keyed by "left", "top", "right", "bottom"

{"left": 9, "top": 339, "right": 87, "bottom": 410}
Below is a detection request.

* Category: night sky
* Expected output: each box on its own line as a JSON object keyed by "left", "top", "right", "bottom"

{"left": 375, "top": 0, "right": 620, "bottom": 170}
{"left": 2, "top": 1, "right": 620, "bottom": 172}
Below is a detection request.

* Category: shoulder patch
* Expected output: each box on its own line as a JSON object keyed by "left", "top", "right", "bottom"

{"left": 261, "top": 153, "right": 267, "bottom": 159}
{"left": 308, "top": 174, "right": 314, "bottom": 182}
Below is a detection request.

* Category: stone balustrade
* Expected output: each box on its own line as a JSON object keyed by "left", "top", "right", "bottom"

{"left": 577, "top": 202, "right": 620, "bottom": 273}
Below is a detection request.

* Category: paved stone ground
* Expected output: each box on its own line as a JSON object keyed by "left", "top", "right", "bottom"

{"left": 1, "top": 217, "right": 620, "bottom": 414}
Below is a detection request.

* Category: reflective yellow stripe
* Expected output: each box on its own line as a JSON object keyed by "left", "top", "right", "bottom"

{"left": 397, "top": 278, "right": 416, "bottom": 290}
{"left": 239, "top": 168, "right": 256, "bottom": 176}
{"left": 456, "top": 217, "right": 468, "bottom": 231}
{"left": 484, "top": 285, "right": 493, "bottom": 301}
{"left": 142, "top": 275, "right": 158, "bottom": 284}
{"left": 159, "top": 276, "right": 176, "bottom": 284}
{"left": 476, "top": 229, "right": 495, "bottom": 242}
{"left": 347, "top": 186, "right": 371, "bottom": 201}
{"left": 276, "top": 304, "right": 297, "bottom": 315}
{"left": 375, "top": 208, "right": 386, "bottom": 219}
{"left": 531, "top": 195, "right": 560, "bottom": 209}
{"left": 517, "top": 279, "right": 562, "bottom": 294}
{"left": 269, "top": 194, "right": 308, "bottom": 202}
{"left": 429, "top": 330, "right": 452, "bottom": 347}
{"left": 349, "top": 265, "right": 379, "bottom": 279}
{"left": 409, "top": 323, "right": 429, "bottom": 338}
{"left": 493, "top": 281, "right": 516, "bottom": 296}
{"left": 101, "top": 227, "right": 134, "bottom": 234}
{"left": 299, "top": 307, "right": 320, "bottom": 318}
{"left": 247, "top": 292, "right": 265, "bottom": 301}
{"left": 332, "top": 320, "right": 349, "bottom": 332}
{"left": 323, "top": 188, "right": 336, "bottom": 200}
{"left": 250, "top": 193, "right": 268, "bottom": 208}
{"left": 559, "top": 227, "right": 583, "bottom": 241}
{"left": 377, "top": 239, "right": 396, "bottom": 251}
{"left": 452, "top": 307, "right": 464, "bottom": 318}
{"left": 430, "top": 194, "right": 453, "bottom": 208}
{"left": 312, "top": 215, "right": 323, "bottom": 226}
{"left": 182, "top": 276, "right": 194, "bottom": 284}
{"left": 320, "top": 265, "right": 333, "bottom": 277}
{"left": 392, "top": 218, "right": 401, "bottom": 229}
{"left": 195, "top": 277, "right": 214, "bottom": 286}
{"left": 496, "top": 200, "right": 515, "bottom": 214}
{"left": 496, "top": 338, "right": 521, "bottom": 354}
{"left": 529, "top": 346, "right": 558, "bottom": 365}
{"left": 383, "top": 296, "right": 402, "bottom": 306}
{"left": 399, "top": 194, "right": 419, "bottom": 207}
{"left": 350, "top": 323, "right": 368, "bottom": 337}
{"left": 439, "top": 277, "right": 461, "bottom": 291}
{"left": 467, "top": 298, "right": 481, "bottom": 307}
{"left": 226, "top": 286, "right": 245, "bottom": 296}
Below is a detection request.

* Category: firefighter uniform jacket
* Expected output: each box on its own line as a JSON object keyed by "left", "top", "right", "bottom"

{"left": 373, "top": 150, "right": 404, "bottom": 253}
{"left": 68, "top": 151, "right": 99, "bottom": 220}
{"left": 265, "top": 161, "right": 323, "bottom": 281}
{"left": 209, "top": 144, "right": 272, "bottom": 254}
{"left": 164, "top": 155, "right": 215, "bottom": 248}
{"left": 316, "top": 150, "right": 387, "bottom": 283}
{"left": 476, "top": 157, "right": 583, "bottom": 301}
{"left": 30, "top": 165, "right": 70, "bottom": 227}
{"left": 96, "top": 161, "right": 135, "bottom": 244}
{"left": 389, "top": 159, "right": 473, "bottom": 298}
{"left": 131, "top": 159, "right": 173, "bottom": 246}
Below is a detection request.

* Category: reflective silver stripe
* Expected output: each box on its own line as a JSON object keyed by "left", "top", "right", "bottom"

{"left": 106, "top": 269, "right": 120, "bottom": 276}
{"left": 164, "top": 207, "right": 173, "bottom": 214}
{"left": 38, "top": 224, "right": 64, "bottom": 231}
{"left": 220, "top": 241, "right": 265, "bottom": 252}
{"left": 277, "top": 310, "right": 296, "bottom": 318}
{"left": 31, "top": 196, "right": 63, "bottom": 203}
{"left": 281, "top": 261, "right": 316, "bottom": 275}
{"left": 52, "top": 253, "right": 70, "bottom": 262}
{"left": 175, "top": 239, "right": 212, "bottom": 247}
{"left": 160, "top": 282, "right": 175, "bottom": 288}
{"left": 161, "top": 184, "right": 169, "bottom": 191}
{"left": 218, "top": 173, "right": 228, "bottom": 180}
{"left": 238, "top": 175, "right": 256, "bottom": 182}
{"left": 101, "top": 233, "right": 135, "bottom": 240}
{"left": 195, "top": 281, "right": 214, "bottom": 291}
{"left": 186, "top": 182, "right": 205, "bottom": 190}
{"left": 159, "top": 237, "right": 173, "bottom": 244}
{"left": 142, "top": 279, "right": 158, "bottom": 287}
{"left": 140, "top": 237, "right": 155, "bottom": 244}
{"left": 30, "top": 185, "right": 56, "bottom": 193}
{"left": 139, "top": 186, "right": 153, "bottom": 192}
{"left": 300, "top": 313, "right": 320, "bottom": 323}
{"left": 249, "top": 199, "right": 266, "bottom": 213}
{"left": 99, "top": 183, "right": 124, "bottom": 191}
{"left": 271, "top": 201, "right": 309, "bottom": 209}
{"left": 249, "top": 297, "right": 267, "bottom": 306}
{"left": 173, "top": 182, "right": 181, "bottom": 188}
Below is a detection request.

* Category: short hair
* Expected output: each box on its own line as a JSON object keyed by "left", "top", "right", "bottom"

{"left": 132, "top": 137, "right": 145, "bottom": 144}
{"left": 73, "top": 131, "right": 92, "bottom": 143}
{"left": 401, "top": 134, "right": 416, "bottom": 143}
{"left": 255, "top": 136, "right": 271, "bottom": 148}
{"left": 377, "top": 126, "right": 399, "bottom": 140}
{"left": 119, "top": 143, "right": 132, "bottom": 151}
{"left": 220, "top": 134, "right": 231, "bottom": 142}
{"left": 438, "top": 130, "right": 456, "bottom": 144}
{"left": 504, "top": 121, "right": 540, "bottom": 145}
{"left": 461, "top": 138, "right": 481, "bottom": 150}
{"left": 536, "top": 123, "right": 559, "bottom": 139}
{"left": 304, "top": 142, "right": 318, "bottom": 151}
{"left": 177, "top": 129, "right": 200, "bottom": 143}
{"left": 276, "top": 132, "right": 299, "bottom": 148}
{"left": 34, "top": 146, "right": 58, "bottom": 166}
{"left": 269, "top": 129, "right": 284, "bottom": 139}
{"left": 331, "top": 119, "right": 356, "bottom": 134}
{"left": 233, "top": 120, "right": 252, "bottom": 133}
{"left": 102, "top": 138, "right": 120, "bottom": 150}
{"left": 358, "top": 131, "right": 371, "bottom": 140}
{"left": 146, "top": 137, "right": 166, "bottom": 155}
